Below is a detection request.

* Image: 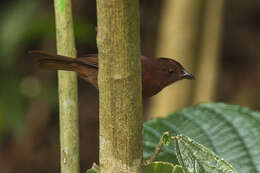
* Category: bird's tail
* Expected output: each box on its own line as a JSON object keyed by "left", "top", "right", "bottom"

{"left": 29, "top": 50, "right": 78, "bottom": 72}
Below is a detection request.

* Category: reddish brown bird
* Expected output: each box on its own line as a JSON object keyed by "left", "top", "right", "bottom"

{"left": 29, "top": 51, "right": 194, "bottom": 98}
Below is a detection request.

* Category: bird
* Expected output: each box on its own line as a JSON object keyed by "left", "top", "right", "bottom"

{"left": 29, "top": 51, "right": 194, "bottom": 98}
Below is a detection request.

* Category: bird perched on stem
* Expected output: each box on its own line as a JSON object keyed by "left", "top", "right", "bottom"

{"left": 29, "top": 51, "right": 194, "bottom": 98}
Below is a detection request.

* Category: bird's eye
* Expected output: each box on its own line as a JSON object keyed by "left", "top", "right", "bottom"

{"left": 168, "top": 68, "right": 174, "bottom": 75}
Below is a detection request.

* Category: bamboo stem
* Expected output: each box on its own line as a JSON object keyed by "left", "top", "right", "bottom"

{"left": 96, "top": 0, "right": 143, "bottom": 172}
{"left": 193, "top": 0, "right": 224, "bottom": 102}
{"left": 149, "top": 0, "right": 200, "bottom": 117}
{"left": 54, "top": 0, "right": 79, "bottom": 172}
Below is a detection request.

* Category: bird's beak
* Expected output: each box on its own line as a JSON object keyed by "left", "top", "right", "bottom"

{"left": 182, "top": 70, "right": 195, "bottom": 80}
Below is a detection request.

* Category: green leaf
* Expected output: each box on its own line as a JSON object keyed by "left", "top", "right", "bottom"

{"left": 86, "top": 163, "right": 100, "bottom": 173}
{"left": 174, "top": 165, "right": 186, "bottom": 173}
{"left": 175, "top": 135, "right": 236, "bottom": 173}
{"left": 143, "top": 103, "right": 260, "bottom": 173}
{"left": 144, "top": 161, "right": 184, "bottom": 173}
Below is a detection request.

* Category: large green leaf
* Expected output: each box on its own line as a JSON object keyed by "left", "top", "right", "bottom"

{"left": 143, "top": 103, "right": 260, "bottom": 173}
{"left": 175, "top": 135, "right": 236, "bottom": 173}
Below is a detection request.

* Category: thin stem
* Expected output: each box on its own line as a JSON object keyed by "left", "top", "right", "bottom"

{"left": 54, "top": 0, "right": 79, "bottom": 172}
{"left": 143, "top": 132, "right": 170, "bottom": 167}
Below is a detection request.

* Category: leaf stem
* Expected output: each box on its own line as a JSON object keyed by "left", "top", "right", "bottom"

{"left": 142, "top": 131, "right": 170, "bottom": 167}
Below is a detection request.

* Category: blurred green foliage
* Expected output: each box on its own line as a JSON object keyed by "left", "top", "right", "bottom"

{"left": 0, "top": 75, "right": 27, "bottom": 137}
{"left": 0, "top": 0, "right": 96, "bottom": 138}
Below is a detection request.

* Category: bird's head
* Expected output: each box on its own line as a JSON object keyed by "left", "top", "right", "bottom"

{"left": 158, "top": 57, "right": 195, "bottom": 86}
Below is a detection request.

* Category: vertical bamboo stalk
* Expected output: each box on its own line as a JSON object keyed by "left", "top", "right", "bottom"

{"left": 96, "top": 0, "right": 143, "bottom": 173}
{"left": 149, "top": 0, "right": 201, "bottom": 117}
{"left": 54, "top": 0, "right": 79, "bottom": 173}
{"left": 193, "top": 0, "right": 224, "bottom": 102}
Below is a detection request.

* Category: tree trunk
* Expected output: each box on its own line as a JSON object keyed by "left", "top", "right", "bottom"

{"left": 54, "top": 0, "right": 79, "bottom": 172}
{"left": 96, "top": 0, "right": 143, "bottom": 173}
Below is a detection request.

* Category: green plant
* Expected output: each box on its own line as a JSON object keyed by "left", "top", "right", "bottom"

{"left": 87, "top": 102, "right": 260, "bottom": 173}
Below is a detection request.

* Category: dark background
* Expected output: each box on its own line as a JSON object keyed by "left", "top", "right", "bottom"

{"left": 0, "top": 0, "right": 260, "bottom": 172}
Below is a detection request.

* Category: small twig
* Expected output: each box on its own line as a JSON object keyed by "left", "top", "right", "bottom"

{"left": 142, "top": 131, "right": 170, "bottom": 167}
{"left": 171, "top": 136, "right": 178, "bottom": 140}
